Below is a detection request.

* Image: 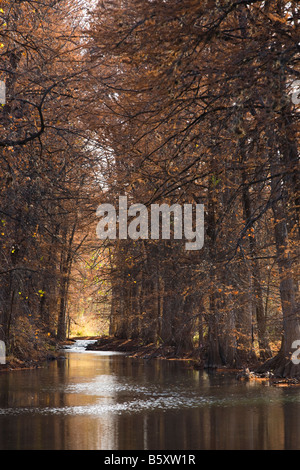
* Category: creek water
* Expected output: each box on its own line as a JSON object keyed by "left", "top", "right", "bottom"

{"left": 0, "top": 339, "right": 300, "bottom": 450}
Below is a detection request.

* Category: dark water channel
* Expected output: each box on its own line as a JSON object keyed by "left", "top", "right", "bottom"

{"left": 0, "top": 340, "right": 300, "bottom": 450}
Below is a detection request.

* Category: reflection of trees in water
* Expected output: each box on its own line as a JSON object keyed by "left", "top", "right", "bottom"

{"left": 0, "top": 354, "right": 299, "bottom": 449}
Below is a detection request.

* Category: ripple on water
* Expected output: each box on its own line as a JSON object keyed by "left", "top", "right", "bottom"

{"left": 0, "top": 394, "right": 212, "bottom": 417}
{"left": 1, "top": 389, "right": 297, "bottom": 417}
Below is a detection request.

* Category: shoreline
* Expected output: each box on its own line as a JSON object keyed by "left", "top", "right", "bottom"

{"left": 86, "top": 336, "right": 300, "bottom": 387}
{"left": 1, "top": 335, "right": 299, "bottom": 387}
{"left": 85, "top": 336, "right": 202, "bottom": 363}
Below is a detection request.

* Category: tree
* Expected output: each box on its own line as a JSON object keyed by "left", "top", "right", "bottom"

{"left": 0, "top": 0, "right": 98, "bottom": 357}
{"left": 86, "top": 0, "right": 299, "bottom": 374}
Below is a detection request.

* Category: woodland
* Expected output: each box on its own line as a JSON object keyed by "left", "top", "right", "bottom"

{"left": 0, "top": 0, "right": 299, "bottom": 378}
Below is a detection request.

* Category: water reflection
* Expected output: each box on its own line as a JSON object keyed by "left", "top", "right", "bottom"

{"left": 0, "top": 344, "right": 300, "bottom": 449}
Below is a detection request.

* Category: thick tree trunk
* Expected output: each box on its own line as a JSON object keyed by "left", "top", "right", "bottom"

{"left": 272, "top": 157, "right": 300, "bottom": 370}
{"left": 57, "top": 224, "right": 75, "bottom": 341}
{"left": 129, "top": 281, "right": 140, "bottom": 339}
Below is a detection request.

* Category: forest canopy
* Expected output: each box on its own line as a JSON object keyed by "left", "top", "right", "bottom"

{"left": 0, "top": 0, "right": 299, "bottom": 377}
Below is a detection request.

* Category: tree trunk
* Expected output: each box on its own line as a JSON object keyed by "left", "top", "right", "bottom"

{"left": 57, "top": 224, "right": 75, "bottom": 341}
{"left": 257, "top": 149, "right": 300, "bottom": 377}
{"left": 241, "top": 171, "right": 272, "bottom": 359}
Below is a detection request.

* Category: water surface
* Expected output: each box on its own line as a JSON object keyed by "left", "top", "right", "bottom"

{"left": 0, "top": 340, "right": 300, "bottom": 450}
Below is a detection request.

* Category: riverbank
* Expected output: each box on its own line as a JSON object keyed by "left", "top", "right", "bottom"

{"left": 0, "top": 338, "right": 67, "bottom": 372}
{"left": 85, "top": 336, "right": 200, "bottom": 362}
{"left": 0, "top": 335, "right": 200, "bottom": 372}
{"left": 85, "top": 335, "right": 259, "bottom": 373}
{"left": 0, "top": 353, "right": 58, "bottom": 372}
{"left": 85, "top": 336, "right": 300, "bottom": 387}
{"left": 2, "top": 335, "right": 299, "bottom": 387}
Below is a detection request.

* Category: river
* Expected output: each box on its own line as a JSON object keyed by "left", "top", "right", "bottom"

{"left": 0, "top": 339, "right": 300, "bottom": 450}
